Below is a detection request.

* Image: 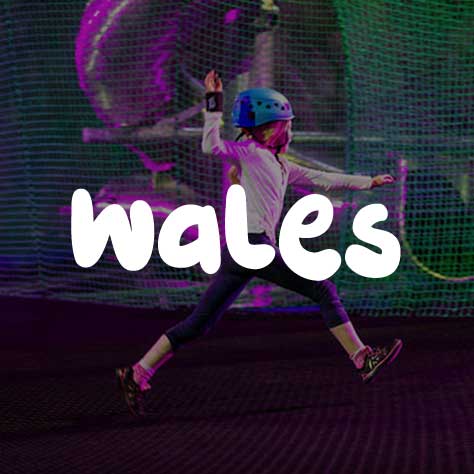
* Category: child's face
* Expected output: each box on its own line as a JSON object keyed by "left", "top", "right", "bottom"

{"left": 243, "top": 120, "right": 293, "bottom": 153}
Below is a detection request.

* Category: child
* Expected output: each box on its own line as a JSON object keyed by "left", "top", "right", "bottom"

{"left": 116, "top": 70, "right": 402, "bottom": 416}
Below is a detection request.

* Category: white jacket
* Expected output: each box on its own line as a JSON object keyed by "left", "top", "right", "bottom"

{"left": 202, "top": 111, "right": 373, "bottom": 243}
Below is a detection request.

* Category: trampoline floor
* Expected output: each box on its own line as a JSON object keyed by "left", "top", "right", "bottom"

{"left": 1, "top": 298, "right": 474, "bottom": 474}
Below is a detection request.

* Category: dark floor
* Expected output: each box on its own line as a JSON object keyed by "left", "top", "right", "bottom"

{"left": 1, "top": 297, "right": 474, "bottom": 474}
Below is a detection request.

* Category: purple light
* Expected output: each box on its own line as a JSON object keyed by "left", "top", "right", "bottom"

{"left": 127, "top": 145, "right": 174, "bottom": 173}
{"left": 250, "top": 284, "right": 273, "bottom": 307}
{"left": 224, "top": 8, "right": 241, "bottom": 25}
{"left": 76, "top": 0, "right": 178, "bottom": 127}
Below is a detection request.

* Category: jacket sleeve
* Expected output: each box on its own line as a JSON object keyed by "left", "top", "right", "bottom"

{"left": 287, "top": 161, "right": 373, "bottom": 191}
{"left": 201, "top": 111, "right": 250, "bottom": 160}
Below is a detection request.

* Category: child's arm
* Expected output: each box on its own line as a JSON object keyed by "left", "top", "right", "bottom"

{"left": 201, "top": 70, "right": 250, "bottom": 161}
{"left": 287, "top": 161, "right": 395, "bottom": 191}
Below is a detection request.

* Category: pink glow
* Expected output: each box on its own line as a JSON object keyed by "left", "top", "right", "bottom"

{"left": 126, "top": 145, "right": 175, "bottom": 173}
{"left": 250, "top": 284, "right": 274, "bottom": 307}
{"left": 224, "top": 8, "right": 241, "bottom": 25}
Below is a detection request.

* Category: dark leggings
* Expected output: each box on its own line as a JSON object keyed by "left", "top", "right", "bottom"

{"left": 165, "top": 233, "right": 349, "bottom": 351}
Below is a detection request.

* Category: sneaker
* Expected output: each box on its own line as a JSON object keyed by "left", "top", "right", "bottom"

{"left": 115, "top": 366, "right": 150, "bottom": 416}
{"left": 358, "top": 339, "right": 403, "bottom": 383}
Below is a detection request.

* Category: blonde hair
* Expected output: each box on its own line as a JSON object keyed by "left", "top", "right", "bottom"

{"left": 242, "top": 120, "right": 291, "bottom": 151}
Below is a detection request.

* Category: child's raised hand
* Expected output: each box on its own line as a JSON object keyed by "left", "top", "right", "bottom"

{"left": 228, "top": 165, "right": 241, "bottom": 185}
{"left": 371, "top": 174, "right": 396, "bottom": 188}
{"left": 204, "top": 70, "right": 223, "bottom": 93}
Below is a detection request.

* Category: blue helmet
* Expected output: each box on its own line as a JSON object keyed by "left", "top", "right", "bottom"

{"left": 231, "top": 88, "right": 294, "bottom": 128}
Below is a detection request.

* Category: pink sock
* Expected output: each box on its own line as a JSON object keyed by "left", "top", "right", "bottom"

{"left": 350, "top": 346, "right": 371, "bottom": 369}
{"left": 132, "top": 362, "right": 155, "bottom": 390}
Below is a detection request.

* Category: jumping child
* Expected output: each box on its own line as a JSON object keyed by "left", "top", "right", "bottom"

{"left": 116, "top": 70, "right": 403, "bottom": 416}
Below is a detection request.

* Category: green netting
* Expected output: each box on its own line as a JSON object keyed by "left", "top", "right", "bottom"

{"left": 334, "top": 0, "right": 474, "bottom": 316}
{"left": 0, "top": 0, "right": 472, "bottom": 315}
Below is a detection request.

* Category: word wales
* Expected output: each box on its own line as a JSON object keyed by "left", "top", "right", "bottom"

{"left": 71, "top": 186, "right": 400, "bottom": 281}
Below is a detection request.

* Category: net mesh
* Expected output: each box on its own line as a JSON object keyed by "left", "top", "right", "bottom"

{"left": 334, "top": 0, "right": 474, "bottom": 316}
{"left": 0, "top": 0, "right": 472, "bottom": 315}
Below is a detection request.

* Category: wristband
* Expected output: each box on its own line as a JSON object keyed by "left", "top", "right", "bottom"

{"left": 205, "top": 92, "right": 223, "bottom": 112}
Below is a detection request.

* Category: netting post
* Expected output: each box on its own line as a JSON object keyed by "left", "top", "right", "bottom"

{"left": 250, "top": 1, "right": 280, "bottom": 88}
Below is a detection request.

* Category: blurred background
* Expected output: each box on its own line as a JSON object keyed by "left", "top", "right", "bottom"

{"left": 0, "top": 0, "right": 473, "bottom": 316}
